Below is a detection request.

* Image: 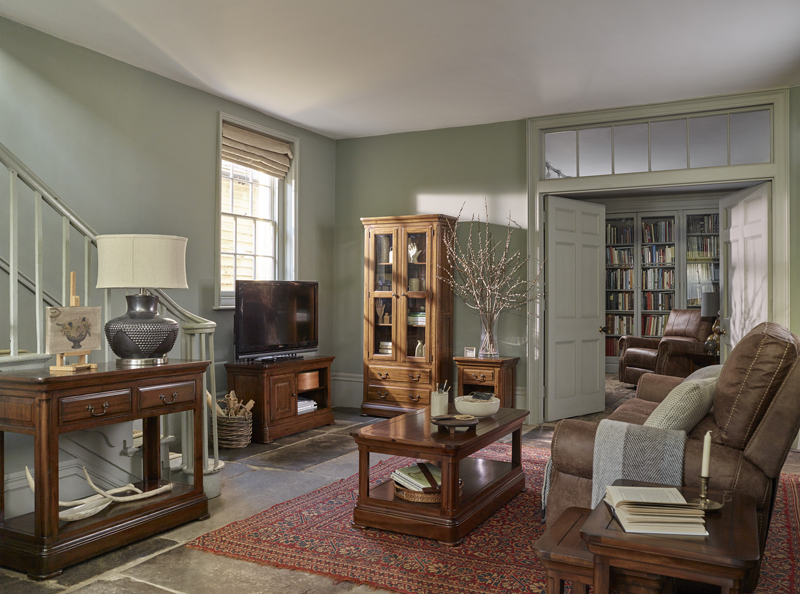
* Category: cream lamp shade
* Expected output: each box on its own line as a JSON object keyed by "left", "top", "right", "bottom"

{"left": 96, "top": 235, "right": 188, "bottom": 289}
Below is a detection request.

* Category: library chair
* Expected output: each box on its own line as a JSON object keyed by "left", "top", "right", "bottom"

{"left": 618, "top": 309, "right": 714, "bottom": 386}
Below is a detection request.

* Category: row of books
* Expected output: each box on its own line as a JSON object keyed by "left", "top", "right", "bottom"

{"left": 642, "top": 314, "right": 669, "bottom": 336}
{"left": 642, "top": 268, "right": 675, "bottom": 290}
{"left": 687, "top": 236, "right": 719, "bottom": 259}
{"left": 391, "top": 462, "right": 441, "bottom": 492}
{"left": 642, "top": 291, "right": 674, "bottom": 311}
{"left": 605, "top": 337, "right": 621, "bottom": 357}
{"left": 606, "top": 224, "right": 633, "bottom": 245}
{"left": 606, "top": 269, "right": 634, "bottom": 290}
{"left": 641, "top": 244, "right": 675, "bottom": 264}
{"left": 641, "top": 220, "right": 675, "bottom": 243}
{"left": 407, "top": 312, "right": 426, "bottom": 327}
{"left": 606, "top": 246, "right": 634, "bottom": 265}
{"left": 606, "top": 314, "right": 634, "bottom": 336}
{"left": 607, "top": 292, "right": 635, "bottom": 311}
{"left": 686, "top": 213, "right": 719, "bottom": 235}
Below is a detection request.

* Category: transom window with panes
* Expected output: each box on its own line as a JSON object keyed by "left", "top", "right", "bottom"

{"left": 220, "top": 160, "right": 277, "bottom": 291}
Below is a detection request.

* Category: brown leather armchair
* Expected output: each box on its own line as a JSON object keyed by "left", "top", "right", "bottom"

{"left": 618, "top": 309, "right": 714, "bottom": 385}
{"left": 546, "top": 322, "right": 800, "bottom": 592}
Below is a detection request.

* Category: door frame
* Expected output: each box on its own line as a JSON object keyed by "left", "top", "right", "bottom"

{"left": 526, "top": 89, "right": 790, "bottom": 426}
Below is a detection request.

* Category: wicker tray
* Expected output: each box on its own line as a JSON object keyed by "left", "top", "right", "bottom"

{"left": 216, "top": 413, "right": 252, "bottom": 449}
{"left": 394, "top": 481, "right": 463, "bottom": 503}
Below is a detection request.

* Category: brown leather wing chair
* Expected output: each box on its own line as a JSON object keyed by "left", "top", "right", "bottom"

{"left": 618, "top": 309, "right": 714, "bottom": 385}
{"left": 546, "top": 322, "right": 800, "bottom": 592}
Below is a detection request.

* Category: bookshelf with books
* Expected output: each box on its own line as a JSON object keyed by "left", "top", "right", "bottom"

{"left": 686, "top": 212, "right": 720, "bottom": 308}
{"left": 641, "top": 215, "right": 676, "bottom": 338}
{"left": 605, "top": 217, "right": 635, "bottom": 358}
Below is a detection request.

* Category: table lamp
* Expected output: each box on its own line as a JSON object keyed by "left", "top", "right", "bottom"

{"left": 701, "top": 290, "right": 721, "bottom": 354}
{"left": 96, "top": 234, "right": 188, "bottom": 366}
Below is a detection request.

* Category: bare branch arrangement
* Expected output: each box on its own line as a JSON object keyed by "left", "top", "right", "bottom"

{"left": 439, "top": 202, "right": 543, "bottom": 357}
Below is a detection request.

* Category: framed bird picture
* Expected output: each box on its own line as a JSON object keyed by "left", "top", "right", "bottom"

{"left": 45, "top": 306, "right": 102, "bottom": 354}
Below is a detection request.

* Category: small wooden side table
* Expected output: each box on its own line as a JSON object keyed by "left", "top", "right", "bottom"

{"left": 454, "top": 356, "right": 518, "bottom": 408}
{"left": 581, "top": 485, "right": 760, "bottom": 594}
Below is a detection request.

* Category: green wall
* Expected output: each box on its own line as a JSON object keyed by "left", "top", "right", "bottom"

{"left": 0, "top": 18, "right": 337, "bottom": 388}
{"left": 333, "top": 121, "right": 529, "bottom": 406}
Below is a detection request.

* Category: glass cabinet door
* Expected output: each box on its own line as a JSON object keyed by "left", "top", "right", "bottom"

{"left": 368, "top": 228, "right": 397, "bottom": 360}
{"left": 685, "top": 212, "right": 720, "bottom": 308}
{"left": 401, "top": 228, "right": 431, "bottom": 362}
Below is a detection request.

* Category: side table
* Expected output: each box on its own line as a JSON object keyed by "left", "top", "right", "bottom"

{"left": 581, "top": 485, "right": 760, "bottom": 594}
{"left": 454, "top": 356, "right": 518, "bottom": 408}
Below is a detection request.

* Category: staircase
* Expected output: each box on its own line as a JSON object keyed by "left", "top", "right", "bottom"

{"left": 0, "top": 140, "right": 223, "bottom": 495}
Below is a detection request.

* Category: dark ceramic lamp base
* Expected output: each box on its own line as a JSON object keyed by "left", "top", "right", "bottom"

{"left": 105, "top": 294, "right": 179, "bottom": 367}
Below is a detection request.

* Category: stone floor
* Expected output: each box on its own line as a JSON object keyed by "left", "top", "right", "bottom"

{"left": 1, "top": 392, "right": 798, "bottom": 593}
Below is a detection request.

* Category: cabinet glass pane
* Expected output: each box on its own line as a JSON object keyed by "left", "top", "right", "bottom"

{"left": 407, "top": 231, "right": 427, "bottom": 291}
{"left": 373, "top": 297, "right": 393, "bottom": 357}
{"left": 544, "top": 130, "right": 577, "bottom": 178}
{"left": 374, "top": 234, "right": 393, "bottom": 292}
{"left": 730, "top": 110, "right": 770, "bottom": 165}
{"left": 689, "top": 115, "right": 728, "bottom": 168}
{"left": 578, "top": 127, "right": 612, "bottom": 177}
{"left": 406, "top": 297, "right": 427, "bottom": 358}
{"left": 613, "top": 123, "right": 649, "bottom": 174}
{"left": 686, "top": 213, "right": 720, "bottom": 307}
{"left": 650, "top": 119, "right": 687, "bottom": 171}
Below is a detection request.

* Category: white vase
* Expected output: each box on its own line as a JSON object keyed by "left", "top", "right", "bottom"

{"left": 415, "top": 340, "right": 425, "bottom": 358}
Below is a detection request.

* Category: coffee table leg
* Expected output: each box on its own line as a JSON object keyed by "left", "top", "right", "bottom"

{"left": 593, "top": 555, "right": 610, "bottom": 594}
{"left": 512, "top": 426, "right": 521, "bottom": 466}
{"left": 358, "top": 445, "right": 369, "bottom": 503}
{"left": 440, "top": 457, "right": 459, "bottom": 517}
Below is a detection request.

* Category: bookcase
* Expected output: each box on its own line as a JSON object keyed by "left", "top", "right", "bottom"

{"left": 604, "top": 208, "right": 719, "bottom": 369}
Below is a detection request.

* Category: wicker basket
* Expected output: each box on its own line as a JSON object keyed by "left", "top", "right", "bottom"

{"left": 216, "top": 412, "right": 252, "bottom": 449}
{"left": 394, "top": 481, "right": 463, "bottom": 503}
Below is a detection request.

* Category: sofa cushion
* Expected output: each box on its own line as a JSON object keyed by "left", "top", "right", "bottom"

{"left": 684, "top": 364, "right": 723, "bottom": 383}
{"left": 714, "top": 322, "right": 799, "bottom": 449}
{"left": 644, "top": 378, "right": 716, "bottom": 432}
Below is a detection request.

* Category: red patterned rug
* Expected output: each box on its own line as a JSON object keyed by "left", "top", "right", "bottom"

{"left": 188, "top": 444, "right": 800, "bottom": 593}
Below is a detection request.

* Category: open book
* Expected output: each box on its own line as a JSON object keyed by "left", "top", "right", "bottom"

{"left": 604, "top": 485, "right": 708, "bottom": 536}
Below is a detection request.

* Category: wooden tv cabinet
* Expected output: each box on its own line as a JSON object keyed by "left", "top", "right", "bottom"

{"left": 0, "top": 360, "right": 210, "bottom": 579}
{"left": 225, "top": 356, "right": 335, "bottom": 443}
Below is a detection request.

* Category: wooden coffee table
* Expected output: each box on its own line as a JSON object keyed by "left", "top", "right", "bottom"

{"left": 351, "top": 407, "right": 528, "bottom": 544}
{"left": 580, "top": 484, "right": 760, "bottom": 594}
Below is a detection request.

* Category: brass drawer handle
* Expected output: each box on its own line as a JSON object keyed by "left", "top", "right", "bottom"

{"left": 409, "top": 373, "right": 421, "bottom": 382}
{"left": 378, "top": 390, "right": 388, "bottom": 399}
{"left": 377, "top": 371, "right": 390, "bottom": 380}
{"left": 86, "top": 402, "right": 109, "bottom": 417}
{"left": 472, "top": 373, "right": 487, "bottom": 381}
{"left": 159, "top": 392, "right": 178, "bottom": 404}
{"left": 408, "top": 394, "right": 420, "bottom": 402}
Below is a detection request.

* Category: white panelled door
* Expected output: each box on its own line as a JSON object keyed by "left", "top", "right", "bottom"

{"left": 544, "top": 195, "right": 606, "bottom": 421}
{"left": 719, "top": 183, "right": 771, "bottom": 359}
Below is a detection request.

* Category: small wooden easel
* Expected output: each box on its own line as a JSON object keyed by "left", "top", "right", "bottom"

{"left": 50, "top": 272, "right": 98, "bottom": 373}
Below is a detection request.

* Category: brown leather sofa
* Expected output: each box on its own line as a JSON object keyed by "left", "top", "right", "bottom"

{"left": 547, "top": 322, "right": 800, "bottom": 591}
{"left": 618, "top": 309, "right": 714, "bottom": 385}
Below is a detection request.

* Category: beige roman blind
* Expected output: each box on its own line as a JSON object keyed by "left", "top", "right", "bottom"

{"left": 221, "top": 122, "right": 294, "bottom": 180}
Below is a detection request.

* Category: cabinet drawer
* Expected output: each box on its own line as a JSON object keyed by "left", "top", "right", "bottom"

{"left": 138, "top": 381, "right": 196, "bottom": 411}
{"left": 60, "top": 390, "right": 132, "bottom": 426}
{"left": 460, "top": 367, "right": 496, "bottom": 385}
{"left": 368, "top": 366, "right": 431, "bottom": 385}
{"left": 367, "top": 386, "right": 430, "bottom": 406}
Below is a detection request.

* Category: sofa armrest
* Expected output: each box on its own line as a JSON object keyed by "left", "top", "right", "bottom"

{"left": 657, "top": 337, "right": 709, "bottom": 356}
{"left": 636, "top": 373, "right": 683, "bottom": 403}
{"left": 551, "top": 419, "right": 598, "bottom": 480}
{"left": 619, "top": 335, "right": 661, "bottom": 352}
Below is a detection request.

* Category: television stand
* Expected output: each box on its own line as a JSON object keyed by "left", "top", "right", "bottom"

{"left": 225, "top": 356, "right": 335, "bottom": 443}
{"left": 254, "top": 353, "right": 303, "bottom": 363}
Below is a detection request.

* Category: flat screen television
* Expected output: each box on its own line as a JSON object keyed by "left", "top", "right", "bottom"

{"left": 234, "top": 280, "right": 319, "bottom": 360}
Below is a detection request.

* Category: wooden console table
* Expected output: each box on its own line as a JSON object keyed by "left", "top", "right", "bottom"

{"left": 454, "top": 356, "right": 518, "bottom": 408}
{"left": 225, "top": 356, "right": 335, "bottom": 443}
{"left": 0, "top": 360, "right": 210, "bottom": 579}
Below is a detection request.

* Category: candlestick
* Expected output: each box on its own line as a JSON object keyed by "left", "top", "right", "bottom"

{"left": 701, "top": 430, "right": 712, "bottom": 477}
{"left": 691, "top": 475, "right": 723, "bottom": 511}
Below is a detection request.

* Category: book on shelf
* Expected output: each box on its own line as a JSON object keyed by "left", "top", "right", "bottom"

{"left": 604, "top": 485, "right": 707, "bottom": 536}
{"left": 391, "top": 462, "right": 441, "bottom": 492}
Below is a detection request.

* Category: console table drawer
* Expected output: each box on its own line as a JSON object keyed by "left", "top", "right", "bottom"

{"left": 460, "top": 367, "right": 495, "bottom": 385}
{"left": 60, "top": 390, "right": 132, "bottom": 425}
{"left": 367, "top": 386, "right": 430, "bottom": 406}
{"left": 138, "top": 381, "right": 196, "bottom": 411}
{"left": 367, "top": 365, "right": 431, "bottom": 385}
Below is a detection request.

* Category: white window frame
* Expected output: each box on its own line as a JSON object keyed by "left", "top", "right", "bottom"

{"left": 215, "top": 113, "right": 299, "bottom": 309}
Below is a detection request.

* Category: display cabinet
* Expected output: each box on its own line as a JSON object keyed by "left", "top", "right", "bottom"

{"left": 361, "top": 214, "right": 454, "bottom": 417}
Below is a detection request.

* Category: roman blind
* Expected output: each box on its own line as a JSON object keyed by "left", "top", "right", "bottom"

{"left": 221, "top": 122, "right": 294, "bottom": 179}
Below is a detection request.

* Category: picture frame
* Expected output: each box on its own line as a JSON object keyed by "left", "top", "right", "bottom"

{"left": 464, "top": 347, "right": 476, "bottom": 358}
{"left": 45, "top": 306, "right": 102, "bottom": 354}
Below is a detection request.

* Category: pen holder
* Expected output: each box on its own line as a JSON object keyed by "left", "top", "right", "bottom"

{"left": 690, "top": 476, "right": 723, "bottom": 511}
{"left": 430, "top": 390, "right": 449, "bottom": 417}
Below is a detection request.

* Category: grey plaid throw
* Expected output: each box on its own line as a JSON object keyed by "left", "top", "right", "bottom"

{"left": 591, "top": 419, "right": 686, "bottom": 508}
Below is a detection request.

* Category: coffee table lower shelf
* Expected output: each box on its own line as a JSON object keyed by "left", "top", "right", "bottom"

{"left": 352, "top": 457, "right": 525, "bottom": 545}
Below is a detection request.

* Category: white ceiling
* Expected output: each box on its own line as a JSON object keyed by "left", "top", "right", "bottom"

{"left": 1, "top": 0, "right": 799, "bottom": 139}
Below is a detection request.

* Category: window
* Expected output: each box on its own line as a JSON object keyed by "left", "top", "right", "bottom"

{"left": 216, "top": 115, "right": 298, "bottom": 308}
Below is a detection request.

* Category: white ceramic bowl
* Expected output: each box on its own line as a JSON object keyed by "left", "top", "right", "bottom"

{"left": 454, "top": 395, "right": 500, "bottom": 418}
